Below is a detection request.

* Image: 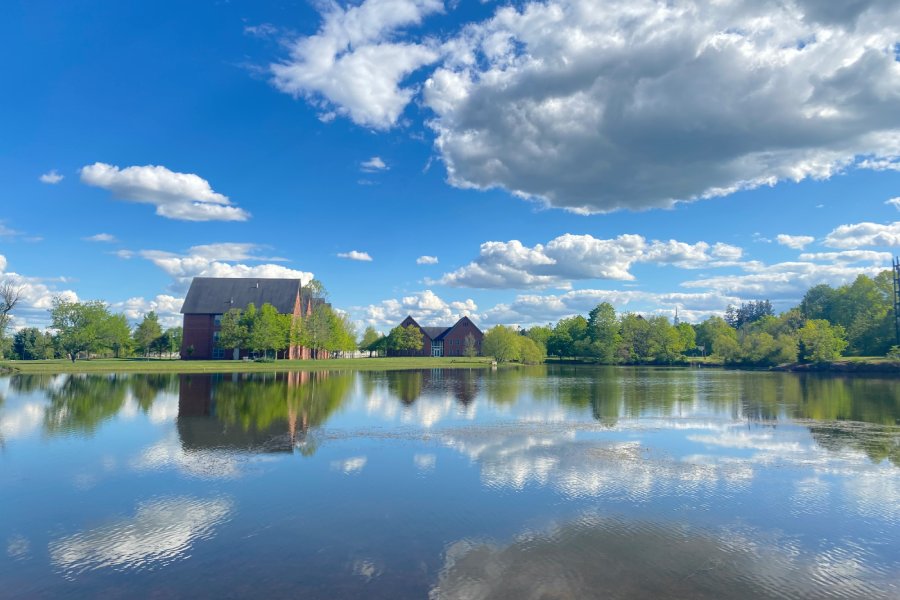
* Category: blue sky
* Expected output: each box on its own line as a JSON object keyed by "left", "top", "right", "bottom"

{"left": 2, "top": 0, "right": 900, "bottom": 332}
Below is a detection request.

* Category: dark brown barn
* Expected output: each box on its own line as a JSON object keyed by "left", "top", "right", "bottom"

{"left": 180, "top": 277, "right": 324, "bottom": 360}
{"left": 390, "top": 315, "right": 483, "bottom": 357}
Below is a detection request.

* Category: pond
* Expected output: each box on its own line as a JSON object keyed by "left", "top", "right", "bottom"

{"left": 1, "top": 367, "right": 899, "bottom": 598}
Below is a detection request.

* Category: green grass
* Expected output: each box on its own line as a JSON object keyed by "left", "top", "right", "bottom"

{"left": 0, "top": 356, "right": 496, "bottom": 374}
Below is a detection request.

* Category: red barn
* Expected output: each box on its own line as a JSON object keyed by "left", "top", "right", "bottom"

{"left": 390, "top": 315, "right": 483, "bottom": 357}
{"left": 179, "top": 277, "right": 324, "bottom": 360}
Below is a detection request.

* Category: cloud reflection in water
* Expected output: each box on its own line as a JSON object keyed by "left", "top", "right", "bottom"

{"left": 49, "top": 496, "right": 233, "bottom": 577}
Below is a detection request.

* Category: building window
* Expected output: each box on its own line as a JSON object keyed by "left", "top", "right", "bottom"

{"left": 214, "top": 314, "right": 223, "bottom": 327}
{"left": 212, "top": 331, "right": 224, "bottom": 359}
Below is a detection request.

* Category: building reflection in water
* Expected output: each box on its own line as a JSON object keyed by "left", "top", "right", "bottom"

{"left": 176, "top": 371, "right": 353, "bottom": 455}
{"left": 381, "top": 369, "right": 481, "bottom": 406}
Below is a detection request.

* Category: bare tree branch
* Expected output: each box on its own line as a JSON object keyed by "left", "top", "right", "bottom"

{"left": 0, "top": 279, "right": 23, "bottom": 315}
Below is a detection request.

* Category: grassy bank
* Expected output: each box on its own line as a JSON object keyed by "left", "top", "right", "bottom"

{"left": 0, "top": 356, "right": 495, "bottom": 375}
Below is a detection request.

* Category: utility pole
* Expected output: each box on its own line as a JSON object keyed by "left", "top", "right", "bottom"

{"left": 893, "top": 256, "right": 900, "bottom": 346}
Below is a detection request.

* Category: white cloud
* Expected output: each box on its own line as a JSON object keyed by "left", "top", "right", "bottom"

{"left": 83, "top": 233, "right": 117, "bottom": 243}
{"left": 884, "top": 197, "right": 900, "bottom": 210}
{"left": 269, "top": 0, "right": 900, "bottom": 213}
{"left": 357, "top": 289, "right": 477, "bottom": 327}
{"left": 109, "top": 295, "right": 184, "bottom": 328}
{"left": 80, "top": 162, "right": 249, "bottom": 222}
{"left": 0, "top": 254, "right": 79, "bottom": 329}
{"left": 798, "top": 250, "right": 892, "bottom": 263}
{"left": 361, "top": 156, "right": 388, "bottom": 172}
{"left": 776, "top": 234, "right": 815, "bottom": 250}
{"left": 682, "top": 260, "right": 888, "bottom": 299}
{"left": 270, "top": 0, "right": 443, "bottom": 129}
{"left": 244, "top": 23, "right": 278, "bottom": 38}
{"left": 39, "top": 170, "right": 63, "bottom": 184}
{"left": 423, "top": 0, "right": 900, "bottom": 213}
{"left": 823, "top": 221, "right": 900, "bottom": 248}
{"left": 417, "top": 255, "right": 439, "bottom": 265}
{"left": 435, "top": 234, "right": 744, "bottom": 289}
{"left": 481, "top": 289, "right": 739, "bottom": 326}
{"left": 136, "top": 243, "right": 313, "bottom": 292}
{"left": 338, "top": 250, "right": 374, "bottom": 262}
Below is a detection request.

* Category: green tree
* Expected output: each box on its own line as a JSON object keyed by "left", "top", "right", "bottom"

{"left": 360, "top": 326, "right": 380, "bottom": 355}
{"left": 799, "top": 319, "right": 848, "bottom": 363}
{"left": 219, "top": 307, "right": 249, "bottom": 356}
{"left": 133, "top": 311, "right": 163, "bottom": 358}
{"left": 524, "top": 325, "right": 552, "bottom": 352}
{"left": 548, "top": 316, "right": 589, "bottom": 358}
{"left": 482, "top": 325, "right": 521, "bottom": 362}
{"left": 12, "top": 327, "right": 55, "bottom": 360}
{"left": 516, "top": 335, "right": 546, "bottom": 364}
{"left": 50, "top": 298, "right": 113, "bottom": 362}
{"left": 587, "top": 302, "right": 620, "bottom": 363}
{"left": 251, "top": 303, "right": 288, "bottom": 359}
{"left": 696, "top": 316, "right": 738, "bottom": 359}
{"left": 160, "top": 326, "right": 183, "bottom": 357}
{"left": 618, "top": 314, "right": 652, "bottom": 362}
{"left": 387, "top": 324, "right": 424, "bottom": 356}
{"left": 103, "top": 313, "right": 133, "bottom": 358}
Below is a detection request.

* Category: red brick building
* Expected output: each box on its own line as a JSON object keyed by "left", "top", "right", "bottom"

{"left": 180, "top": 277, "right": 324, "bottom": 360}
{"left": 391, "top": 315, "right": 483, "bottom": 357}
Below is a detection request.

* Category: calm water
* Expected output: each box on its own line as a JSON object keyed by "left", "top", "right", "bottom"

{"left": 1, "top": 367, "right": 899, "bottom": 599}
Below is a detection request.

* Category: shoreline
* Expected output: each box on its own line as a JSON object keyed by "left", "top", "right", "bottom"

{"left": 0, "top": 357, "right": 496, "bottom": 375}
{"left": 3, "top": 356, "right": 900, "bottom": 375}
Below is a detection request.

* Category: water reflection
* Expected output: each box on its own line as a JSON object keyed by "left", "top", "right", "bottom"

{"left": 1, "top": 368, "right": 900, "bottom": 597}
{"left": 432, "top": 516, "right": 897, "bottom": 600}
{"left": 49, "top": 496, "right": 233, "bottom": 577}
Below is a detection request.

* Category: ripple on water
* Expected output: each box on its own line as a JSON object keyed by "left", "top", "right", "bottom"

{"left": 430, "top": 516, "right": 900, "bottom": 600}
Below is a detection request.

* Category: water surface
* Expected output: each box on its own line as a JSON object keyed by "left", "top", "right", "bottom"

{"left": 1, "top": 367, "right": 898, "bottom": 598}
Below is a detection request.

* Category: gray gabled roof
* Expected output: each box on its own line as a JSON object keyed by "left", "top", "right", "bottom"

{"left": 422, "top": 326, "right": 451, "bottom": 340}
{"left": 180, "top": 277, "right": 301, "bottom": 314}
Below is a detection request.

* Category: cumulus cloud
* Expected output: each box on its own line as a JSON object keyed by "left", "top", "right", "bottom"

{"left": 109, "top": 295, "right": 184, "bottom": 328}
{"left": 361, "top": 156, "right": 388, "bottom": 172}
{"left": 886, "top": 197, "right": 900, "bottom": 209}
{"left": 83, "top": 233, "right": 117, "bottom": 243}
{"left": 135, "top": 243, "right": 313, "bottom": 292}
{"left": 80, "top": 163, "right": 249, "bottom": 222}
{"left": 0, "top": 254, "right": 78, "bottom": 329}
{"left": 682, "top": 260, "right": 888, "bottom": 299}
{"left": 824, "top": 221, "right": 900, "bottom": 248}
{"left": 268, "top": 0, "right": 900, "bottom": 212}
{"left": 357, "top": 289, "right": 477, "bottom": 327}
{"left": 481, "top": 289, "right": 739, "bottom": 326}
{"left": 338, "top": 250, "right": 374, "bottom": 261}
{"left": 435, "top": 234, "right": 744, "bottom": 289}
{"left": 417, "top": 255, "right": 439, "bottom": 265}
{"left": 270, "top": 0, "right": 443, "bottom": 129}
{"left": 39, "top": 170, "right": 64, "bottom": 184}
{"left": 798, "top": 250, "right": 892, "bottom": 263}
{"left": 427, "top": 0, "right": 900, "bottom": 212}
{"left": 776, "top": 234, "right": 816, "bottom": 250}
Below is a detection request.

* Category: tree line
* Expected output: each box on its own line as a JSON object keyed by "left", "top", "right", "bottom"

{"left": 6, "top": 297, "right": 182, "bottom": 361}
{"left": 479, "top": 271, "right": 897, "bottom": 366}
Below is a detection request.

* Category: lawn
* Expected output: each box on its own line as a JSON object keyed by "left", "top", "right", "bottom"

{"left": 0, "top": 356, "right": 496, "bottom": 374}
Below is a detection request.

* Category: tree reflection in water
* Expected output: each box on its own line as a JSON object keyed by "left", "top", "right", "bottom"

{"left": 178, "top": 371, "right": 354, "bottom": 456}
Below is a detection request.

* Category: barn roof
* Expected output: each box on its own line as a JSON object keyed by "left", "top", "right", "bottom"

{"left": 422, "top": 326, "right": 451, "bottom": 340}
{"left": 180, "top": 277, "right": 302, "bottom": 314}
